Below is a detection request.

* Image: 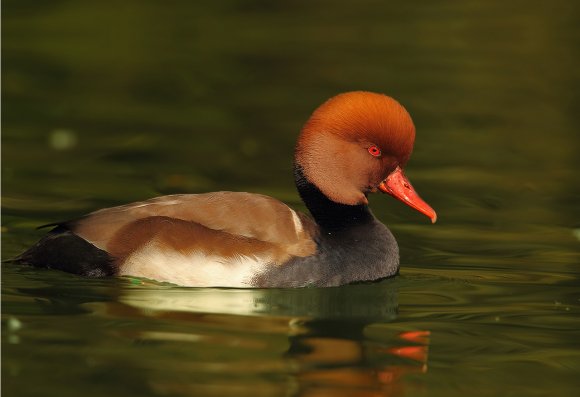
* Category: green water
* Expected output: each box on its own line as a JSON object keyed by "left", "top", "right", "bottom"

{"left": 2, "top": 1, "right": 579, "bottom": 396}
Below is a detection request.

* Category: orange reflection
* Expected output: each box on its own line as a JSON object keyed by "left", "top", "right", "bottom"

{"left": 288, "top": 327, "right": 430, "bottom": 397}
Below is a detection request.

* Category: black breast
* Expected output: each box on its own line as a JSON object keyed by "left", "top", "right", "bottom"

{"left": 252, "top": 165, "right": 401, "bottom": 287}
{"left": 252, "top": 219, "right": 399, "bottom": 288}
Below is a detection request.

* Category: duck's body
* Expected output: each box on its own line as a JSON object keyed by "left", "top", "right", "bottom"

{"left": 16, "top": 91, "right": 436, "bottom": 288}
{"left": 17, "top": 173, "right": 399, "bottom": 288}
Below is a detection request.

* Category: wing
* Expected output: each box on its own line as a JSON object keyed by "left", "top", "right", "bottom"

{"left": 71, "top": 191, "right": 318, "bottom": 261}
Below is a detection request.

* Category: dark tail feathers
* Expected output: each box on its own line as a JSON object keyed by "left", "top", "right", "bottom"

{"left": 11, "top": 226, "right": 116, "bottom": 278}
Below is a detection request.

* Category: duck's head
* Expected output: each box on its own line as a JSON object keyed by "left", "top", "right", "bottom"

{"left": 296, "top": 91, "right": 437, "bottom": 223}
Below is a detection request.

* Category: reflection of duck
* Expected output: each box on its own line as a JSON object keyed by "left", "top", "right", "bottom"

{"left": 286, "top": 321, "right": 429, "bottom": 397}
{"left": 89, "top": 286, "right": 428, "bottom": 397}
{"left": 9, "top": 274, "right": 419, "bottom": 397}
{"left": 118, "top": 280, "right": 399, "bottom": 319}
{"left": 15, "top": 91, "right": 436, "bottom": 287}
{"left": 108, "top": 285, "right": 428, "bottom": 396}
{"left": 121, "top": 312, "right": 430, "bottom": 397}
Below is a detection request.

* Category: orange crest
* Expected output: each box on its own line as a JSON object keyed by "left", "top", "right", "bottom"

{"left": 299, "top": 91, "right": 416, "bottom": 165}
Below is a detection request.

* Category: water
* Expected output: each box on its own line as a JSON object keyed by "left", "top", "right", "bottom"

{"left": 2, "top": 1, "right": 579, "bottom": 396}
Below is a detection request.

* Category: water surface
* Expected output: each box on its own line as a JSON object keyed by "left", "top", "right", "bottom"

{"left": 2, "top": 1, "right": 579, "bottom": 396}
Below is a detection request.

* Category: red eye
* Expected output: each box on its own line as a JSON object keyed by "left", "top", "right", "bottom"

{"left": 368, "top": 145, "right": 381, "bottom": 157}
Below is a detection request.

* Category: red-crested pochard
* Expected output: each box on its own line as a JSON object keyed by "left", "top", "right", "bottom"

{"left": 15, "top": 91, "right": 436, "bottom": 288}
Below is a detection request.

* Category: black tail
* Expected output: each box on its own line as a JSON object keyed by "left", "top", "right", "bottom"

{"left": 11, "top": 226, "right": 116, "bottom": 278}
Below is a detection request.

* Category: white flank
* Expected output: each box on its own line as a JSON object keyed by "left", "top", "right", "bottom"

{"left": 119, "top": 243, "right": 269, "bottom": 288}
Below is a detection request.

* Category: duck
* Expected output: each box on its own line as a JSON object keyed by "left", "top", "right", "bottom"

{"left": 15, "top": 91, "right": 436, "bottom": 288}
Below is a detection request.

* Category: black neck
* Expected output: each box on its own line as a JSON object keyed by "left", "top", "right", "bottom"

{"left": 294, "top": 164, "right": 374, "bottom": 231}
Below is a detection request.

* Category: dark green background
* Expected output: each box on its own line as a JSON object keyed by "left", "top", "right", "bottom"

{"left": 2, "top": 1, "right": 579, "bottom": 396}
